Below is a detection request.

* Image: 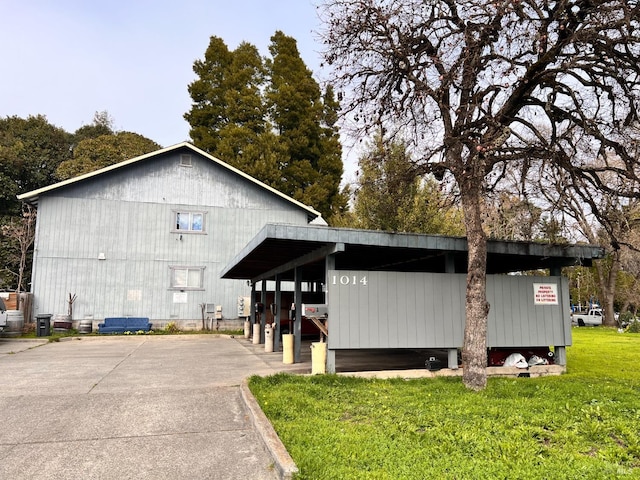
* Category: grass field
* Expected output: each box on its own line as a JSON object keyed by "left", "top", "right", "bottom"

{"left": 249, "top": 328, "right": 640, "bottom": 479}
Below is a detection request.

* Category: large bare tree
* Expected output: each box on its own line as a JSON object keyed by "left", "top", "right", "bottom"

{"left": 320, "top": 0, "right": 640, "bottom": 389}
{"left": 537, "top": 163, "right": 640, "bottom": 326}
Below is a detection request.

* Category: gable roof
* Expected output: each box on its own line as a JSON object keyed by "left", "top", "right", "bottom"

{"left": 17, "top": 142, "right": 324, "bottom": 221}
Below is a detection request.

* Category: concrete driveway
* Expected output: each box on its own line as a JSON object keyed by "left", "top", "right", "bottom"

{"left": 0, "top": 335, "right": 304, "bottom": 480}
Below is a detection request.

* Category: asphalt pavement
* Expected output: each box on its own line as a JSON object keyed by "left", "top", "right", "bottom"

{"left": 0, "top": 335, "right": 306, "bottom": 480}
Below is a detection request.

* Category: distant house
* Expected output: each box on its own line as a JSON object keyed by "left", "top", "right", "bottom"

{"left": 18, "top": 142, "right": 324, "bottom": 329}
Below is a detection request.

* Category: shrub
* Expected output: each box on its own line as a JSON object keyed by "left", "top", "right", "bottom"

{"left": 626, "top": 319, "right": 640, "bottom": 334}
{"left": 164, "top": 322, "right": 180, "bottom": 334}
{"left": 618, "top": 311, "right": 634, "bottom": 326}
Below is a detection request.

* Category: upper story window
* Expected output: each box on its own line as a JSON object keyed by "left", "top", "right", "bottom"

{"left": 173, "top": 211, "right": 206, "bottom": 233}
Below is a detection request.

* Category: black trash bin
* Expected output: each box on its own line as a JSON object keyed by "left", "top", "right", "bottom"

{"left": 36, "top": 314, "right": 52, "bottom": 337}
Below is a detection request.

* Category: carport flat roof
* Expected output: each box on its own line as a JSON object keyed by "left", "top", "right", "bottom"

{"left": 221, "top": 224, "right": 605, "bottom": 282}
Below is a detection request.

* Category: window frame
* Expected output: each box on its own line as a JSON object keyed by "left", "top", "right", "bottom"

{"left": 169, "top": 266, "right": 205, "bottom": 291}
{"left": 179, "top": 154, "right": 193, "bottom": 167}
{"left": 172, "top": 210, "right": 207, "bottom": 234}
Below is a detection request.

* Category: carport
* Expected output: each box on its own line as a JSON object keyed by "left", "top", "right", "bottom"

{"left": 221, "top": 224, "right": 604, "bottom": 373}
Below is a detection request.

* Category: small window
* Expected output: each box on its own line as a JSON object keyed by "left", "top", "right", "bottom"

{"left": 173, "top": 211, "right": 205, "bottom": 233}
{"left": 170, "top": 266, "right": 204, "bottom": 290}
{"left": 180, "top": 154, "right": 192, "bottom": 167}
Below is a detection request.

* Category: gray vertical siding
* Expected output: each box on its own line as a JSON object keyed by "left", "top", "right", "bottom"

{"left": 328, "top": 270, "right": 570, "bottom": 350}
{"left": 30, "top": 152, "right": 312, "bottom": 322}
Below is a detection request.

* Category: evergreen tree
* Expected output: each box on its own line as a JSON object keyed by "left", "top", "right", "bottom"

{"left": 266, "top": 31, "right": 345, "bottom": 218}
{"left": 352, "top": 136, "right": 463, "bottom": 235}
{"left": 317, "top": 85, "right": 348, "bottom": 221}
{"left": 184, "top": 37, "right": 235, "bottom": 154}
{"left": 185, "top": 32, "right": 345, "bottom": 221}
{"left": 185, "top": 38, "right": 268, "bottom": 165}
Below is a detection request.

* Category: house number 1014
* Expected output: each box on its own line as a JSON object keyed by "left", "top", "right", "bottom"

{"left": 332, "top": 275, "right": 368, "bottom": 286}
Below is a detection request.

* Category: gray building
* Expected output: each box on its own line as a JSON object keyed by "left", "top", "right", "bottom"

{"left": 19, "top": 143, "right": 324, "bottom": 328}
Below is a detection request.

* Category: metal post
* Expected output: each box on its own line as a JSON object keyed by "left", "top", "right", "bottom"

{"left": 250, "top": 283, "right": 256, "bottom": 326}
{"left": 294, "top": 266, "right": 302, "bottom": 363}
{"left": 325, "top": 251, "right": 337, "bottom": 372}
{"left": 274, "top": 274, "right": 282, "bottom": 352}
{"left": 554, "top": 346, "right": 567, "bottom": 366}
{"left": 261, "top": 280, "right": 267, "bottom": 344}
{"left": 327, "top": 349, "right": 336, "bottom": 373}
{"left": 448, "top": 348, "right": 458, "bottom": 369}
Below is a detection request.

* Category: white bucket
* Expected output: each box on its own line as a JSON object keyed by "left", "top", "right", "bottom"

{"left": 264, "top": 324, "right": 274, "bottom": 353}
{"left": 311, "top": 342, "right": 327, "bottom": 374}
{"left": 252, "top": 323, "right": 261, "bottom": 344}
{"left": 244, "top": 320, "right": 251, "bottom": 339}
{"left": 282, "top": 334, "right": 294, "bottom": 364}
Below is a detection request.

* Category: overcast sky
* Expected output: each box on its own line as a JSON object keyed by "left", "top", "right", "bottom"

{"left": 0, "top": 1, "right": 329, "bottom": 149}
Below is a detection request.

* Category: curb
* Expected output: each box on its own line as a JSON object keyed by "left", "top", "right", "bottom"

{"left": 240, "top": 379, "right": 299, "bottom": 480}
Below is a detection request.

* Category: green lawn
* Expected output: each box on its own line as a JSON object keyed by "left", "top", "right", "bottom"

{"left": 249, "top": 328, "right": 640, "bottom": 479}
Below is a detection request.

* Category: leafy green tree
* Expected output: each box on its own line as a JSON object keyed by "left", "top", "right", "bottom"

{"left": 0, "top": 115, "right": 73, "bottom": 289}
{"left": 0, "top": 115, "right": 73, "bottom": 216}
{"left": 56, "top": 131, "right": 161, "bottom": 180}
{"left": 401, "top": 179, "right": 465, "bottom": 236}
{"left": 352, "top": 136, "right": 464, "bottom": 235}
{"left": 353, "top": 137, "right": 418, "bottom": 232}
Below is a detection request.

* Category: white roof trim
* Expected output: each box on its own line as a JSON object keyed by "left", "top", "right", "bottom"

{"left": 17, "top": 142, "right": 323, "bottom": 219}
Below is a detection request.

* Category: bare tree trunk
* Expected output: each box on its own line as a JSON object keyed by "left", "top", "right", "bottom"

{"left": 595, "top": 251, "right": 621, "bottom": 327}
{"left": 460, "top": 182, "right": 490, "bottom": 391}
{"left": 1, "top": 204, "right": 37, "bottom": 293}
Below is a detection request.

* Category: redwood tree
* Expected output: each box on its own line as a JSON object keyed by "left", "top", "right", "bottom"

{"left": 320, "top": 0, "right": 640, "bottom": 389}
{"left": 185, "top": 32, "right": 346, "bottom": 221}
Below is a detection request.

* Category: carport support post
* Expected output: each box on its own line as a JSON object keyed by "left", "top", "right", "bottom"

{"left": 261, "top": 281, "right": 267, "bottom": 344}
{"left": 554, "top": 346, "right": 567, "bottom": 366}
{"left": 274, "top": 274, "right": 282, "bottom": 352}
{"left": 250, "top": 283, "right": 256, "bottom": 326}
{"left": 294, "top": 267, "right": 302, "bottom": 363}
{"left": 448, "top": 349, "right": 458, "bottom": 369}
{"left": 444, "top": 255, "right": 459, "bottom": 370}
{"left": 326, "top": 251, "right": 337, "bottom": 373}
